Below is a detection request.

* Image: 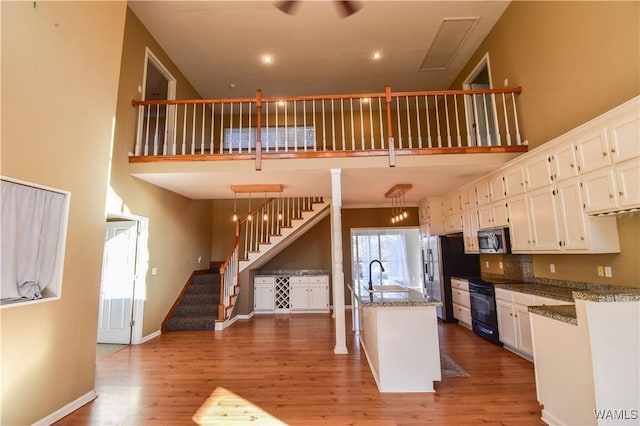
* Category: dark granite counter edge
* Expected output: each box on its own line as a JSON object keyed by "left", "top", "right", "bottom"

{"left": 529, "top": 305, "right": 578, "bottom": 326}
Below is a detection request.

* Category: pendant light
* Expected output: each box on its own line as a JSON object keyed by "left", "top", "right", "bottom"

{"left": 247, "top": 193, "right": 252, "bottom": 221}
{"left": 263, "top": 192, "right": 268, "bottom": 221}
{"left": 232, "top": 192, "right": 238, "bottom": 222}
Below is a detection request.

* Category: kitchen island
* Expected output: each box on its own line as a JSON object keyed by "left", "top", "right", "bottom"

{"left": 349, "top": 281, "right": 442, "bottom": 392}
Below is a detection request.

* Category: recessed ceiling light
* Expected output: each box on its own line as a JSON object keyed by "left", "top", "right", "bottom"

{"left": 372, "top": 51, "right": 382, "bottom": 60}
{"left": 262, "top": 55, "right": 273, "bottom": 64}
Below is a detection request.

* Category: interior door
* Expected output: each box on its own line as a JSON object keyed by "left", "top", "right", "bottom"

{"left": 97, "top": 220, "right": 138, "bottom": 344}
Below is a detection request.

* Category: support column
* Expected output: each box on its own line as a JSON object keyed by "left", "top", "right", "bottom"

{"left": 330, "top": 168, "right": 348, "bottom": 354}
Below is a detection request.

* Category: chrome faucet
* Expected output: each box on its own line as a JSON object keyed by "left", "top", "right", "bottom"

{"left": 368, "top": 259, "right": 385, "bottom": 291}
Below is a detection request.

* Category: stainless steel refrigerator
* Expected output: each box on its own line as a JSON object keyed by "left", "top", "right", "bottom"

{"left": 422, "top": 234, "right": 480, "bottom": 322}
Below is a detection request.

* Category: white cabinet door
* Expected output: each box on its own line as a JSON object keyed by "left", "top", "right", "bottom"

{"left": 504, "top": 166, "right": 525, "bottom": 197}
{"left": 453, "top": 304, "right": 472, "bottom": 327}
{"left": 491, "top": 202, "right": 509, "bottom": 228}
{"left": 488, "top": 174, "right": 506, "bottom": 202}
{"left": 551, "top": 143, "right": 579, "bottom": 182}
{"left": 451, "top": 288, "right": 470, "bottom": 309}
{"left": 462, "top": 208, "right": 479, "bottom": 253}
{"left": 514, "top": 304, "right": 533, "bottom": 357}
{"left": 290, "top": 283, "right": 309, "bottom": 311}
{"left": 615, "top": 159, "right": 640, "bottom": 208}
{"left": 575, "top": 128, "right": 611, "bottom": 173}
{"left": 309, "top": 282, "right": 329, "bottom": 310}
{"left": 496, "top": 300, "right": 517, "bottom": 348}
{"left": 555, "top": 177, "right": 588, "bottom": 250}
{"left": 254, "top": 284, "right": 275, "bottom": 311}
{"left": 476, "top": 181, "right": 491, "bottom": 206}
{"left": 608, "top": 114, "right": 640, "bottom": 163}
{"left": 506, "top": 194, "right": 532, "bottom": 252}
{"left": 465, "top": 186, "right": 478, "bottom": 209}
{"left": 581, "top": 168, "right": 618, "bottom": 213}
{"left": 477, "top": 203, "right": 492, "bottom": 229}
{"left": 524, "top": 153, "right": 553, "bottom": 191}
{"left": 527, "top": 186, "right": 562, "bottom": 251}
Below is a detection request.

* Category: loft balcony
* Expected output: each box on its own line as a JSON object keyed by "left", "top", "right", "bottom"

{"left": 128, "top": 85, "right": 528, "bottom": 203}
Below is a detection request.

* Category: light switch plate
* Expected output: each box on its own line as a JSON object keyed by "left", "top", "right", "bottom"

{"left": 604, "top": 266, "right": 612, "bottom": 278}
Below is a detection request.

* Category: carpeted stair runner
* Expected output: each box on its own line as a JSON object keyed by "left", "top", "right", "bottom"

{"left": 165, "top": 273, "right": 221, "bottom": 331}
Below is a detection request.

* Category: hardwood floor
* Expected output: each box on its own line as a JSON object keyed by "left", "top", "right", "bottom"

{"left": 56, "top": 314, "right": 544, "bottom": 425}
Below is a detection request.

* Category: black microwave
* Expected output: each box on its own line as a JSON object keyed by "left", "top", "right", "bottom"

{"left": 477, "top": 228, "right": 511, "bottom": 254}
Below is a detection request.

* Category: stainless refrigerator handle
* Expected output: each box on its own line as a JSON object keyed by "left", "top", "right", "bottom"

{"left": 428, "top": 249, "right": 435, "bottom": 281}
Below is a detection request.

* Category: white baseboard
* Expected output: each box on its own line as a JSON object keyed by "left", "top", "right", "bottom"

{"left": 540, "top": 408, "right": 563, "bottom": 425}
{"left": 214, "top": 312, "right": 254, "bottom": 331}
{"left": 33, "top": 389, "right": 97, "bottom": 425}
{"left": 141, "top": 329, "right": 161, "bottom": 343}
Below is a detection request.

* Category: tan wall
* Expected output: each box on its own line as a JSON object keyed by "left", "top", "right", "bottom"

{"left": 452, "top": 1, "right": 640, "bottom": 150}
{"left": 454, "top": 1, "right": 640, "bottom": 288}
{"left": 108, "top": 8, "right": 212, "bottom": 337}
{"left": 0, "top": 2, "right": 127, "bottom": 424}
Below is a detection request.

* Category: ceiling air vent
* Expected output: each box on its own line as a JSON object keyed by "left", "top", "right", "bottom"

{"left": 419, "top": 17, "right": 479, "bottom": 71}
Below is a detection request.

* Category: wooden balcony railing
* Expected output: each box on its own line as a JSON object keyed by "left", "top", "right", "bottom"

{"left": 131, "top": 86, "right": 526, "bottom": 169}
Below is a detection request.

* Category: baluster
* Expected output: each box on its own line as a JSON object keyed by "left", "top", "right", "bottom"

{"left": 415, "top": 96, "right": 422, "bottom": 148}
{"left": 358, "top": 98, "right": 364, "bottom": 151}
{"left": 265, "top": 101, "right": 270, "bottom": 152}
{"left": 303, "top": 100, "right": 308, "bottom": 152}
{"left": 395, "top": 97, "right": 402, "bottom": 148}
{"left": 162, "top": 104, "right": 168, "bottom": 155}
{"left": 340, "top": 99, "right": 346, "bottom": 150}
{"left": 321, "top": 100, "right": 327, "bottom": 151}
{"left": 248, "top": 101, "right": 253, "bottom": 153}
{"left": 502, "top": 93, "right": 512, "bottom": 146}
{"left": 311, "top": 100, "right": 316, "bottom": 152}
{"left": 191, "top": 104, "right": 196, "bottom": 154}
{"left": 472, "top": 94, "right": 481, "bottom": 146}
{"left": 294, "top": 100, "right": 298, "bottom": 152}
{"left": 425, "top": 95, "right": 433, "bottom": 148}
{"left": 368, "top": 98, "right": 374, "bottom": 150}
{"left": 444, "top": 95, "right": 452, "bottom": 147}
{"left": 378, "top": 97, "right": 385, "bottom": 149}
{"left": 244, "top": 220, "right": 249, "bottom": 258}
{"left": 350, "top": 99, "right": 356, "bottom": 151}
{"left": 239, "top": 101, "right": 243, "bottom": 153}
{"left": 454, "top": 95, "right": 462, "bottom": 147}
{"left": 171, "top": 104, "right": 177, "bottom": 155}
{"left": 491, "top": 93, "right": 501, "bottom": 146}
{"left": 153, "top": 104, "right": 160, "bottom": 155}
{"left": 511, "top": 93, "right": 522, "bottom": 145}
{"left": 435, "top": 95, "right": 442, "bottom": 147}
{"left": 331, "top": 99, "right": 336, "bottom": 151}
{"left": 210, "top": 102, "right": 215, "bottom": 154}
{"left": 229, "top": 102, "right": 234, "bottom": 153}
{"left": 284, "top": 101, "right": 289, "bottom": 152}
{"left": 405, "top": 96, "right": 412, "bottom": 148}
{"left": 200, "top": 103, "right": 205, "bottom": 154}
{"left": 275, "top": 101, "right": 279, "bottom": 153}
{"left": 143, "top": 105, "right": 150, "bottom": 155}
{"left": 182, "top": 105, "right": 187, "bottom": 155}
{"left": 219, "top": 103, "right": 224, "bottom": 154}
{"left": 482, "top": 94, "right": 491, "bottom": 145}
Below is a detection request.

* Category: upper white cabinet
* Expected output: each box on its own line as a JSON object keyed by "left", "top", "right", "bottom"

{"left": 550, "top": 143, "right": 579, "bottom": 182}
{"left": 504, "top": 166, "right": 526, "bottom": 197}
{"left": 524, "top": 153, "right": 553, "bottom": 191}
{"left": 475, "top": 181, "right": 491, "bottom": 206}
{"left": 608, "top": 113, "right": 640, "bottom": 163}
{"left": 418, "top": 198, "right": 445, "bottom": 236}
{"left": 575, "top": 128, "right": 611, "bottom": 174}
{"left": 488, "top": 174, "right": 506, "bottom": 202}
{"left": 462, "top": 208, "right": 479, "bottom": 253}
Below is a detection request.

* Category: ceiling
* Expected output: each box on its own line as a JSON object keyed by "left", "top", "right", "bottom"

{"left": 128, "top": 1, "right": 517, "bottom": 206}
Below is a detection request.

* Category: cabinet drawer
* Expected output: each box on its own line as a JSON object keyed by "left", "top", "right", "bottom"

{"left": 451, "top": 288, "right": 470, "bottom": 308}
{"left": 305, "top": 275, "right": 328, "bottom": 284}
{"left": 254, "top": 276, "right": 274, "bottom": 284}
{"left": 451, "top": 278, "right": 469, "bottom": 291}
{"left": 289, "top": 276, "right": 306, "bottom": 284}
{"left": 512, "top": 292, "right": 536, "bottom": 306}
{"left": 494, "top": 287, "right": 513, "bottom": 302}
{"left": 453, "top": 304, "right": 471, "bottom": 326}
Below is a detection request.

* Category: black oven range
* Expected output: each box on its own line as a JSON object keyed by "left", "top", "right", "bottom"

{"left": 468, "top": 278, "right": 502, "bottom": 346}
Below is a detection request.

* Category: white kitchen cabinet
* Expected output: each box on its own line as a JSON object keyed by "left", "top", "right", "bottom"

{"left": 614, "top": 159, "right": 640, "bottom": 209}
{"left": 550, "top": 143, "right": 579, "bottom": 182}
{"left": 608, "top": 113, "right": 640, "bottom": 163}
{"left": 581, "top": 167, "right": 618, "bottom": 213}
{"left": 461, "top": 208, "right": 479, "bottom": 253}
{"left": 496, "top": 299, "right": 517, "bottom": 348}
{"left": 555, "top": 177, "right": 589, "bottom": 250}
{"left": 418, "top": 198, "right": 445, "bottom": 236}
{"left": 524, "top": 153, "right": 553, "bottom": 191}
{"left": 506, "top": 194, "right": 533, "bottom": 252}
{"left": 496, "top": 289, "right": 538, "bottom": 360}
{"left": 451, "top": 278, "right": 471, "bottom": 328}
{"left": 488, "top": 174, "right": 506, "bottom": 202}
{"left": 464, "top": 186, "right": 478, "bottom": 209}
{"left": 503, "top": 166, "right": 526, "bottom": 197}
{"left": 290, "top": 276, "right": 329, "bottom": 312}
{"left": 475, "top": 181, "right": 491, "bottom": 206}
{"left": 514, "top": 303, "right": 534, "bottom": 357}
{"left": 254, "top": 277, "right": 275, "bottom": 312}
{"left": 527, "top": 186, "right": 562, "bottom": 251}
{"left": 575, "top": 127, "right": 611, "bottom": 174}
{"left": 478, "top": 201, "right": 509, "bottom": 230}
{"left": 444, "top": 210, "right": 463, "bottom": 234}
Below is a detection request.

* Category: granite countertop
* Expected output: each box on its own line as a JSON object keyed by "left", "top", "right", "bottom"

{"left": 528, "top": 304, "right": 578, "bottom": 326}
{"left": 254, "top": 269, "right": 330, "bottom": 276}
{"left": 348, "top": 282, "right": 442, "bottom": 308}
{"left": 493, "top": 283, "right": 575, "bottom": 303}
{"left": 572, "top": 288, "right": 640, "bottom": 302}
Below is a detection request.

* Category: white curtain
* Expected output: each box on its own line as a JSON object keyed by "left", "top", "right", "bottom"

{"left": 1, "top": 180, "right": 65, "bottom": 301}
{"left": 352, "top": 229, "right": 410, "bottom": 285}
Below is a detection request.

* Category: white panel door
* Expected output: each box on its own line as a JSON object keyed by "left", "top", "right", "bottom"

{"left": 97, "top": 221, "right": 138, "bottom": 344}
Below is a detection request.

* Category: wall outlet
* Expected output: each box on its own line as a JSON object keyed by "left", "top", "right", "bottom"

{"left": 504, "top": 78, "right": 509, "bottom": 87}
{"left": 550, "top": 263, "right": 556, "bottom": 273}
{"left": 604, "top": 266, "right": 612, "bottom": 278}
{"left": 151, "top": 267, "right": 158, "bottom": 275}
{"left": 198, "top": 256, "right": 202, "bottom": 264}
{"left": 597, "top": 266, "right": 604, "bottom": 277}
{"left": 485, "top": 261, "right": 490, "bottom": 268}
{"left": 499, "top": 261, "right": 503, "bottom": 270}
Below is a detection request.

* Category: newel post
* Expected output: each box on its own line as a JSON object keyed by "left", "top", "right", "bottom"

{"left": 255, "top": 89, "right": 263, "bottom": 171}
{"left": 384, "top": 85, "right": 396, "bottom": 167}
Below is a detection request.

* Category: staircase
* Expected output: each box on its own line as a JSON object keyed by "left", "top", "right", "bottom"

{"left": 164, "top": 272, "right": 221, "bottom": 331}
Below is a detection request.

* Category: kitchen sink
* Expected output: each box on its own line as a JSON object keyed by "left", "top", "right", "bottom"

{"left": 369, "top": 284, "right": 409, "bottom": 293}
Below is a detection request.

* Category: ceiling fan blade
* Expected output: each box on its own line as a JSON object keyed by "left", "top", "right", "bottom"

{"left": 275, "top": 1, "right": 300, "bottom": 15}
{"left": 335, "top": 1, "right": 362, "bottom": 18}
